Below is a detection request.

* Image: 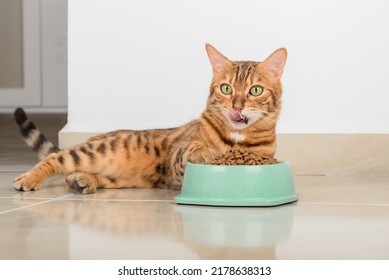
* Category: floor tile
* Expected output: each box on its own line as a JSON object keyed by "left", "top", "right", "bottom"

{"left": 66, "top": 188, "right": 180, "bottom": 202}
{"left": 277, "top": 203, "right": 389, "bottom": 259}
{"left": 0, "top": 198, "right": 44, "bottom": 214}
{"left": 0, "top": 199, "right": 189, "bottom": 259}
{"left": 0, "top": 155, "right": 38, "bottom": 172}
{"left": 0, "top": 200, "right": 73, "bottom": 259}
{"left": 2, "top": 197, "right": 388, "bottom": 259}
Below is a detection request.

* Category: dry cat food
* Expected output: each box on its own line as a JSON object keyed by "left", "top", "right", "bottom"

{"left": 210, "top": 149, "right": 278, "bottom": 166}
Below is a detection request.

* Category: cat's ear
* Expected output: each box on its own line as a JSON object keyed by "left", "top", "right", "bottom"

{"left": 259, "top": 48, "right": 287, "bottom": 79}
{"left": 205, "top": 44, "right": 233, "bottom": 74}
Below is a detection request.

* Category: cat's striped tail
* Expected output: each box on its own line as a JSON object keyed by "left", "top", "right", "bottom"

{"left": 14, "top": 108, "right": 60, "bottom": 160}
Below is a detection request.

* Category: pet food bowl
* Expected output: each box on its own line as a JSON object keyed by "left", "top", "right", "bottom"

{"left": 174, "top": 161, "right": 298, "bottom": 207}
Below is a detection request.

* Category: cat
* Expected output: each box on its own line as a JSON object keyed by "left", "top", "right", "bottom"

{"left": 13, "top": 44, "right": 287, "bottom": 194}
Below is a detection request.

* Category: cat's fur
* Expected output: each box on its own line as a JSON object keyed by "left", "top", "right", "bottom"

{"left": 13, "top": 44, "right": 287, "bottom": 194}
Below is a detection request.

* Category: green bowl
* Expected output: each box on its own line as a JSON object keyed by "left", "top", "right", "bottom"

{"left": 174, "top": 161, "right": 298, "bottom": 207}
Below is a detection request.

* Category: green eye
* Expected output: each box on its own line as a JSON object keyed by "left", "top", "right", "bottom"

{"left": 249, "top": 85, "right": 264, "bottom": 96}
{"left": 220, "top": 84, "right": 233, "bottom": 95}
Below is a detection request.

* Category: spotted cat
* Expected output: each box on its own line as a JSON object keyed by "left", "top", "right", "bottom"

{"left": 13, "top": 44, "right": 287, "bottom": 194}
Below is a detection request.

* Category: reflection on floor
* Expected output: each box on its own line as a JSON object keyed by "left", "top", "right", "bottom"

{"left": 1, "top": 113, "right": 389, "bottom": 259}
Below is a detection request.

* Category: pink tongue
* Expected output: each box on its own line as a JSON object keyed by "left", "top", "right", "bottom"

{"left": 227, "top": 109, "right": 244, "bottom": 122}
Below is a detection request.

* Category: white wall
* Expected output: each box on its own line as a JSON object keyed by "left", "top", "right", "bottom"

{"left": 67, "top": 0, "right": 389, "bottom": 134}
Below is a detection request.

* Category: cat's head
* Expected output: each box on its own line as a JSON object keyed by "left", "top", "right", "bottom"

{"left": 205, "top": 44, "right": 287, "bottom": 131}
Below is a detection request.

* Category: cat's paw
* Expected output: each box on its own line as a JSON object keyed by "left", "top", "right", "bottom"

{"left": 189, "top": 146, "right": 216, "bottom": 164}
{"left": 13, "top": 173, "right": 42, "bottom": 192}
{"left": 66, "top": 172, "right": 98, "bottom": 194}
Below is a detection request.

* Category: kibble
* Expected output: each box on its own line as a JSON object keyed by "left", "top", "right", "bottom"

{"left": 210, "top": 149, "right": 278, "bottom": 166}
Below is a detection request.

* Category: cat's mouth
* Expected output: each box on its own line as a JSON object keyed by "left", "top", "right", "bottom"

{"left": 227, "top": 109, "right": 249, "bottom": 124}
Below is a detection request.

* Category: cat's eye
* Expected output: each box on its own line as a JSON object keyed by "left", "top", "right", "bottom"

{"left": 220, "top": 84, "right": 233, "bottom": 95}
{"left": 249, "top": 85, "right": 264, "bottom": 96}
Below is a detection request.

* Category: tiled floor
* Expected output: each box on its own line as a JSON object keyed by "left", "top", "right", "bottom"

{"left": 1, "top": 113, "right": 389, "bottom": 259}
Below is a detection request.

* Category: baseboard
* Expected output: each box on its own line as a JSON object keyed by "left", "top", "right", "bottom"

{"left": 276, "top": 134, "right": 389, "bottom": 176}
{"left": 59, "top": 127, "right": 389, "bottom": 176}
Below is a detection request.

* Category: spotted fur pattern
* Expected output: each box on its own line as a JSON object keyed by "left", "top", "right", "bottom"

{"left": 13, "top": 44, "right": 287, "bottom": 194}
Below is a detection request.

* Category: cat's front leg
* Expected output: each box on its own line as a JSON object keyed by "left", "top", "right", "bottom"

{"left": 168, "top": 141, "right": 216, "bottom": 189}
{"left": 187, "top": 141, "right": 216, "bottom": 164}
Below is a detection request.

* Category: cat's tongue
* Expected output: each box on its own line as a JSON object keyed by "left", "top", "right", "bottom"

{"left": 227, "top": 109, "right": 245, "bottom": 122}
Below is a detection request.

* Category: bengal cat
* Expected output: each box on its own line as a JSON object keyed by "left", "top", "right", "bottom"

{"left": 13, "top": 44, "right": 287, "bottom": 194}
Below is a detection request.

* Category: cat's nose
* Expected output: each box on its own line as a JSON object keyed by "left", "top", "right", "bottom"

{"left": 233, "top": 105, "right": 244, "bottom": 112}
